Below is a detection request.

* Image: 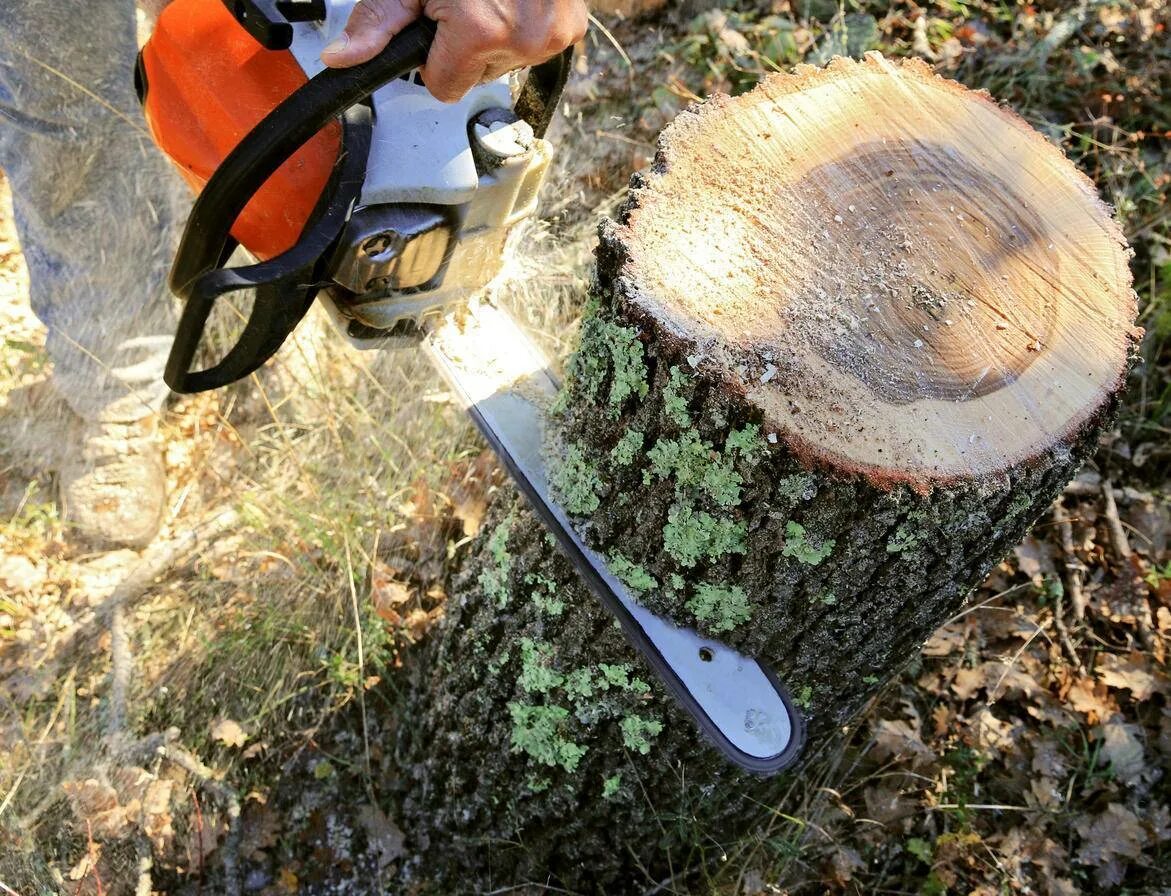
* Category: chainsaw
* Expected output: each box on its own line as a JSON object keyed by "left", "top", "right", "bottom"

{"left": 137, "top": 0, "right": 803, "bottom": 774}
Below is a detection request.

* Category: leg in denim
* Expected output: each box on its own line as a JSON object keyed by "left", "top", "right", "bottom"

{"left": 0, "top": 0, "right": 187, "bottom": 422}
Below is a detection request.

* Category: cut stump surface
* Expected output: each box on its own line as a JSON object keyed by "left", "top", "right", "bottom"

{"left": 614, "top": 54, "right": 1137, "bottom": 487}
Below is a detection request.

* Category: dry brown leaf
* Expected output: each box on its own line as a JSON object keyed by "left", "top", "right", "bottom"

{"left": 872, "top": 718, "right": 938, "bottom": 771}
{"left": 371, "top": 561, "right": 414, "bottom": 625}
{"left": 1074, "top": 803, "right": 1149, "bottom": 869}
{"left": 863, "top": 782, "right": 917, "bottom": 825}
{"left": 239, "top": 800, "right": 282, "bottom": 860}
{"left": 1015, "top": 537, "right": 1054, "bottom": 585}
{"left": 923, "top": 623, "right": 966, "bottom": 657}
{"left": 969, "top": 706, "right": 1017, "bottom": 753}
{"left": 358, "top": 803, "right": 406, "bottom": 870}
{"left": 1096, "top": 651, "right": 1166, "bottom": 701}
{"left": 931, "top": 703, "right": 954, "bottom": 737}
{"left": 447, "top": 450, "right": 499, "bottom": 538}
{"left": 1066, "top": 677, "right": 1119, "bottom": 724}
{"left": 141, "top": 778, "right": 175, "bottom": 854}
{"left": 276, "top": 867, "right": 299, "bottom": 893}
{"left": 826, "top": 845, "right": 865, "bottom": 884}
{"left": 1031, "top": 738, "right": 1069, "bottom": 779}
{"left": 1096, "top": 718, "right": 1147, "bottom": 787}
{"left": 62, "top": 778, "right": 133, "bottom": 840}
{"left": 211, "top": 717, "right": 249, "bottom": 748}
{"left": 951, "top": 666, "right": 985, "bottom": 700}
{"left": 1029, "top": 775, "right": 1063, "bottom": 810}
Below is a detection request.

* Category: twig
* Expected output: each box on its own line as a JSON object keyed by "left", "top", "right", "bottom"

{"left": 1063, "top": 480, "right": 1159, "bottom": 504}
{"left": 1100, "top": 478, "right": 1132, "bottom": 561}
{"left": 1032, "top": 0, "right": 1110, "bottom": 65}
{"left": 160, "top": 741, "right": 242, "bottom": 896}
{"left": 588, "top": 13, "right": 632, "bottom": 71}
{"left": 343, "top": 534, "right": 374, "bottom": 797}
{"left": 103, "top": 509, "right": 240, "bottom": 747}
{"left": 1052, "top": 501, "right": 1088, "bottom": 622}
{"left": 1051, "top": 582, "right": 1086, "bottom": 674}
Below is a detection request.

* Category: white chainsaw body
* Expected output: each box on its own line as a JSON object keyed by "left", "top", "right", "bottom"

{"left": 284, "top": 0, "right": 552, "bottom": 340}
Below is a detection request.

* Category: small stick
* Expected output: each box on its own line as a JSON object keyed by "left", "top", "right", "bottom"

{"left": 1051, "top": 581, "right": 1085, "bottom": 673}
{"left": 104, "top": 509, "right": 240, "bottom": 747}
{"left": 1100, "top": 478, "right": 1133, "bottom": 561}
{"left": 1063, "top": 480, "right": 1159, "bottom": 504}
{"left": 1052, "top": 501, "right": 1088, "bottom": 621}
{"left": 160, "top": 741, "right": 242, "bottom": 896}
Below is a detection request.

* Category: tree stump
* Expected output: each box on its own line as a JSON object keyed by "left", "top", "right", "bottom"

{"left": 398, "top": 55, "right": 1137, "bottom": 890}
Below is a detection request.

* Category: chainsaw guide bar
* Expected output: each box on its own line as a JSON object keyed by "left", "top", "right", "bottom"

{"left": 424, "top": 304, "right": 804, "bottom": 774}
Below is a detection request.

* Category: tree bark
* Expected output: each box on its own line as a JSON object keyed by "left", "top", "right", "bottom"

{"left": 398, "top": 55, "right": 1137, "bottom": 891}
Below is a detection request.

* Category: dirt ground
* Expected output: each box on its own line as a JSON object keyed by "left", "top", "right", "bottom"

{"left": 1, "top": 1, "right": 1170, "bottom": 894}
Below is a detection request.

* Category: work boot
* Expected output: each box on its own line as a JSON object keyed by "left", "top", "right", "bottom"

{"left": 1, "top": 380, "right": 167, "bottom": 548}
{"left": 58, "top": 416, "right": 166, "bottom": 549}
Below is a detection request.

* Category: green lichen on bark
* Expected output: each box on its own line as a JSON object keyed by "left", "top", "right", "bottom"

{"left": 609, "top": 428, "right": 644, "bottom": 466}
{"left": 477, "top": 514, "right": 515, "bottom": 607}
{"left": 564, "top": 301, "right": 649, "bottom": 416}
{"left": 686, "top": 583, "right": 752, "bottom": 632}
{"left": 549, "top": 441, "right": 603, "bottom": 515}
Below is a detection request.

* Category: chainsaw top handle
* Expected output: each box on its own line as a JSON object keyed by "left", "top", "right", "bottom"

{"left": 165, "top": 18, "right": 573, "bottom": 393}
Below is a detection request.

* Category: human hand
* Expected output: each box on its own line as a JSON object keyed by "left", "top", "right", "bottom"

{"left": 321, "top": 0, "right": 587, "bottom": 103}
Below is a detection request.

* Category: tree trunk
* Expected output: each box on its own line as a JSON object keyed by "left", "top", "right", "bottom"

{"left": 398, "top": 55, "right": 1137, "bottom": 891}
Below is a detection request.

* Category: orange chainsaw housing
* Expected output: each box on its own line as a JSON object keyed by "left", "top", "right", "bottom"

{"left": 139, "top": 0, "right": 341, "bottom": 259}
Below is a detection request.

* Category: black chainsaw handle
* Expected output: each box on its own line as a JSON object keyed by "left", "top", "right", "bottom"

{"left": 165, "top": 106, "right": 372, "bottom": 393}
{"left": 166, "top": 16, "right": 572, "bottom": 392}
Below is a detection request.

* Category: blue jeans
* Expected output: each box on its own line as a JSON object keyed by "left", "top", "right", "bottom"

{"left": 0, "top": 0, "right": 188, "bottom": 422}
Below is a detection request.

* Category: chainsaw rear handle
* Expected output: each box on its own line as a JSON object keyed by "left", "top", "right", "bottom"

{"left": 165, "top": 18, "right": 573, "bottom": 393}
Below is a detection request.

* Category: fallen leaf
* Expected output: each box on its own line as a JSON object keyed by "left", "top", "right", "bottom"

{"left": 1031, "top": 738, "right": 1069, "bottom": 779}
{"left": 1030, "top": 775, "right": 1063, "bottom": 810}
{"left": 1066, "top": 677, "right": 1118, "bottom": 724}
{"left": 969, "top": 706, "right": 1017, "bottom": 754}
{"left": 923, "top": 623, "right": 966, "bottom": 657}
{"left": 141, "top": 778, "right": 175, "bottom": 853}
{"left": 277, "top": 867, "right": 299, "bottom": 894}
{"left": 872, "top": 719, "right": 938, "bottom": 771}
{"left": 62, "top": 778, "right": 132, "bottom": 840}
{"left": 358, "top": 803, "right": 406, "bottom": 870}
{"left": 863, "top": 782, "right": 917, "bottom": 825}
{"left": 1015, "top": 537, "right": 1054, "bottom": 586}
{"left": 826, "top": 845, "right": 864, "bottom": 884}
{"left": 951, "top": 666, "right": 985, "bottom": 700}
{"left": 1074, "top": 803, "right": 1148, "bottom": 868}
{"left": 1096, "top": 652, "right": 1166, "bottom": 701}
{"left": 211, "top": 717, "right": 249, "bottom": 748}
{"left": 1096, "top": 718, "right": 1147, "bottom": 786}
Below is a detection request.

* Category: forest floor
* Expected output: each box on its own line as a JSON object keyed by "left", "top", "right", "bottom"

{"left": 1, "top": 1, "right": 1170, "bottom": 894}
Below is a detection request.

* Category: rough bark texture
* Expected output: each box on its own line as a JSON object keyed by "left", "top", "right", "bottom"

{"left": 397, "top": 58, "right": 1136, "bottom": 891}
